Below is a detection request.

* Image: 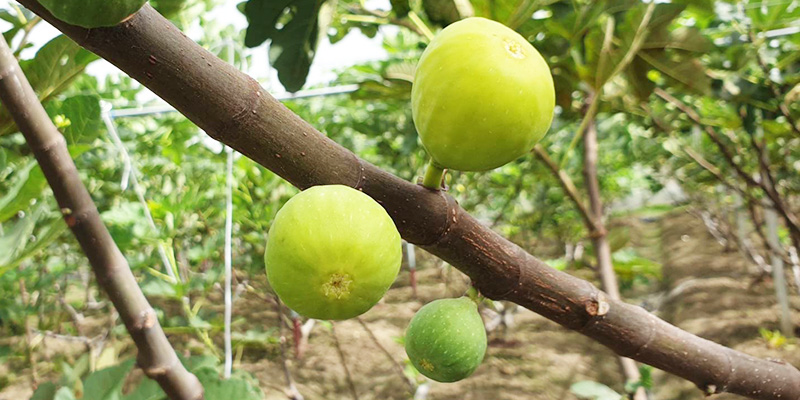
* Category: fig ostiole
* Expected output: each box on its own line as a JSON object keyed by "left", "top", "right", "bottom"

{"left": 404, "top": 297, "right": 488, "bottom": 382}
{"left": 412, "top": 17, "right": 555, "bottom": 184}
{"left": 40, "top": 0, "right": 149, "bottom": 28}
{"left": 264, "top": 185, "right": 402, "bottom": 321}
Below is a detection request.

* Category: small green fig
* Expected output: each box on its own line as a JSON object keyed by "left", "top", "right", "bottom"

{"left": 40, "top": 0, "right": 148, "bottom": 28}
{"left": 265, "top": 185, "right": 401, "bottom": 320}
{"left": 405, "top": 297, "right": 487, "bottom": 382}
{"left": 411, "top": 17, "right": 555, "bottom": 171}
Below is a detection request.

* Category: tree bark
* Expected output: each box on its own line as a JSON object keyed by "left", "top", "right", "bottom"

{"left": 0, "top": 34, "right": 203, "bottom": 400}
{"left": 16, "top": 3, "right": 800, "bottom": 399}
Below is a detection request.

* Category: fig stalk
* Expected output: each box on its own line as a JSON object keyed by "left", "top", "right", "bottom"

{"left": 421, "top": 160, "right": 446, "bottom": 190}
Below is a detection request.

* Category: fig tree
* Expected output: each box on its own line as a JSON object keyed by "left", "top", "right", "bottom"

{"left": 40, "top": 0, "right": 148, "bottom": 28}
{"left": 412, "top": 17, "right": 555, "bottom": 175}
{"left": 265, "top": 185, "right": 402, "bottom": 320}
{"left": 405, "top": 297, "right": 487, "bottom": 382}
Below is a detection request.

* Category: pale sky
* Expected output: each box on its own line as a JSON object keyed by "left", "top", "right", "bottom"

{"left": 2, "top": 0, "right": 392, "bottom": 95}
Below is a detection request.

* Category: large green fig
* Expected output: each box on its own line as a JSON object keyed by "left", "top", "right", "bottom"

{"left": 411, "top": 17, "right": 555, "bottom": 171}
{"left": 265, "top": 185, "right": 402, "bottom": 320}
{"left": 40, "top": 0, "right": 148, "bottom": 28}
{"left": 405, "top": 297, "right": 487, "bottom": 382}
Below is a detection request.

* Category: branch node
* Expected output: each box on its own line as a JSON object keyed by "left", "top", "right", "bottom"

{"left": 215, "top": 78, "right": 264, "bottom": 142}
{"left": 0, "top": 64, "right": 16, "bottom": 80}
{"left": 32, "top": 134, "right": 67, "bottom": 155}
{"left": 631, "top": 312, "right": 658, "bottom": 358}
{"left": 585, "top": 291, "right": 610, "bottom": 316}
{"left": 134, "top": 308, "right": 158, "bottom": 331}
{"left": 140, "top": 360, "right": 173, "bottom": 378}
{"left": 421, "top": 193, "right": 459, "bottom": 246}
{"left": 353, "top": 155, "right": 367, "bottom": 191}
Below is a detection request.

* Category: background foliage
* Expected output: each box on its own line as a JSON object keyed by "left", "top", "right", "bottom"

{"left": 0, "top": 0, "right": 798, "bottom": 398}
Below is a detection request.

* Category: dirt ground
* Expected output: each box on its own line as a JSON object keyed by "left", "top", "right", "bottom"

{"left": 1, "top": 210, "right": 798, "bottom": 400}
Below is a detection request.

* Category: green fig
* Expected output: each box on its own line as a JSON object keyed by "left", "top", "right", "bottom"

{"left": 405, "top": 297, "right": 487, "bottom": 382}
{"left": 265, "top": 185, "right": 402, "bottom": 320}
{"left": 40, "top": 0, "right": 148, "bottom": 28}
{"left": 412, "top": 17, "right": 555, "bottom": 171}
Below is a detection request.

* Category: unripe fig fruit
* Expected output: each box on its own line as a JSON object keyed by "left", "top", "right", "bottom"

{"left": 405, "top": 297, "right": 487, "bottom": 382}
{"left": 265, "top": 185, "right": 402, "bottom": 320}
{"left": 40, "top": 0, "right": 148, "bottom": 28}
{"left": 411, "top": 17, "right": 555, "bottom": 171}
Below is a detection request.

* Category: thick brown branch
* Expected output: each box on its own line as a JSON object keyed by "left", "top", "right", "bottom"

{"left": 0, "top": 34, "right": 203, "bottom": 400}
{"left": 18, "top": 3, "right": 800, "bottom": 399}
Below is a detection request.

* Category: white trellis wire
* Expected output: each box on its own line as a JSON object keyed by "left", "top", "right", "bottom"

{"left": 222, "top": 40, "right": 236, "bottom": 380}
{"left": 101, "top": 104, "right": 177, "bottom": 281}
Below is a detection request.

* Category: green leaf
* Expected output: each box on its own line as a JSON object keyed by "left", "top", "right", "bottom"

{"left": 30, "top": 382, "right": 59, "bottom": 400}
{"left": 151, "top": 0, "right": 190, "bottom": 18}
{"left": 121, "top": 376, "right": 165, "bottom": 400}
{"left": 193, "top": 368, "right": 262, "bottom": 400}
{"left": 390, "top": 0, "right": 410, "bottom": 17}
{"left": 243, "top": 0, "right": 325, "bottom": 92}
{"left": 423, "top": 0, "right": 474, "bottom": 26}
{"left": 0, "top": 216, "right": 66, "bottom": 274}
{"left": 0, "top": 206, "right": 39, "bottom": 266}
{"left": 638, "top": 50, "right": 710, "bottom": 93}
{"left": 470, "top": 0, "right": 520, "bottom": 24}
{"left": 0, "top": 161, "right": 46, "bottom": 223}
{"left": 54, "top": 387, "right": 77, "bottom": 400}
{"left": 625, "top": 54, "right": 655, "bottom": 100}
{"left": 45, "top": 95, "right": 103, "bottom": 144}
{"left": 570, "top": 381, "right": 623, "bottom": 400}
{"left": 81, "top": 359, "right": 135, "bottom": 400}
{"left": 0, "top": 36, "right": 98, "bottom": 136}
{"left": 642, "top": 26, "right": 711, "bottom": 53}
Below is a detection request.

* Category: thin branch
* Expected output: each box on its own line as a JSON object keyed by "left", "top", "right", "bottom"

{"left": 20, "top": 279, "right": 38, "bottom": 384}
{"left": 647, "top": 105, "right": 762, "bottom": 206}
{"left": 356, "top": 317, "right": 416, "bottom": 392}
{"left": 331, "top": 323, "right": 359, "bottom": 400}
{"left": 654, "top": 88, "right": 760, "bottom": 188}
{"left": 0, "top": 34, "right": 203, "bottom": 400}
{"left": 13, "top": 16, "right": 41, "bottom": 58}
{"left": 583, "top": 119, "right": 645, "bottom": 399}
{"left": 655, "top": 87, "right": 800, "bottom": 248}
{"left": 21, "top": 4, "right": 800, "bottom": 398}
{"left": 533, "top": 144, "right": 601, "bottom": 234}
{"left": 343, "top": 4, "right": 430, "bottom": 40}
{"left": 682, "top": 146, "right": 754, "bottom": 200}
{"left": 789, "top": 247, "right": 800, "bottom": 296}
{"left": 275, "top": 297, "right": 304, "bottom": 400}
{"left": 34, "top": 329, "right": 104, "bottom": 344}
{"left": 223, "top": 146, "right": 234, "bottom": 378}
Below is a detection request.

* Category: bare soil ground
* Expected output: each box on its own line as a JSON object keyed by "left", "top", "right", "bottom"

{"left": 1, "top": 211, "right": 798, "bottom": 400}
